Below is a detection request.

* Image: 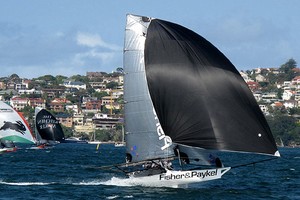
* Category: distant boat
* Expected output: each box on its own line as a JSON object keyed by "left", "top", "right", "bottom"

{"left": 278, "top": 137, "right": 285, "bottom": 147}
{"left": 88, "top": 140, "right": 102, "bottom": 144}
{"left": 61, "top": 137, "right": 88, "bottom": 144}
{"left": 34, "top": 107, "right": 65, "bottom": 146}
{"left": 114, "top": 142, "right": 125, "bottom": 147}
{"left": 101, "top": 14, "right": 280, "bottom": 187}
{"left": 114, "top": 125, "right": 125, "bottom": 147}
{"left": 88, "top": 129, "right": 102, "bottom": 144}
{"left": 0, "top": 101, "right": 36, "bottom": 152}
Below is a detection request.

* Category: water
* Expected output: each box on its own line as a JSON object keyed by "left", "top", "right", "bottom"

{"left": 0, "top": 144, "right": 299, "bottom": 200}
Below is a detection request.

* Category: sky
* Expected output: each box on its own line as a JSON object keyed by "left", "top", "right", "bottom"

{"left": 0, "top": 0, "right": 299, "bottom": 79}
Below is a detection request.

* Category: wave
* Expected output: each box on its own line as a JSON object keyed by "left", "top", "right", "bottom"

{"left": 72, "top": 177, "right": 133, "bottom": 187}
{"left": 0, "top": 176, "right": 178, "bottom": 188}
{"left": 0, "top": 178, "right": 132, "bottom": 187}
{"left": 96, "top": 176, "right": 180, "bottom": 188}
{"left": 72, "top": 180, "right": 104, "bottom": 186}
{"left": 70, "top": 177, "right": 148, "bottom": 187}
{"left": 106, "top": 195, "right": 133, "bottom": 199}
{"left": 100, "top": 177, "right": 135, "bottom": 187}
{"left": 0, "top": 180, "right": 54, "bottom": 186}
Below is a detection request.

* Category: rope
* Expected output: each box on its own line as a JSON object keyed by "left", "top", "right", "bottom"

{"left": 231, "top": 157, "right": 278, "bottom": 169}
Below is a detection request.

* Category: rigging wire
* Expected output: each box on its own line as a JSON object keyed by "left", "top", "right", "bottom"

{"left": 231, "top": 157, "right": 278, "bottom": 169}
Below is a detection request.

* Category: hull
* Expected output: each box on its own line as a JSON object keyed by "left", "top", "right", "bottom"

{"left": 29, "top": 143, "right": 54, "bottom": 150}
{"left": 127, "top": 167, "right": 231, "bottom": 188}
{"left": 0, "top": 147, "right": 17, "bottom": 154}
{"left": 88, "top": 141, "right": 102, "bottom": 144}
{"left": 114, "top": 142, "right": 125, "bottom": 147}
{"left": 60, "top": 139, "right": 88, "bottom": 144}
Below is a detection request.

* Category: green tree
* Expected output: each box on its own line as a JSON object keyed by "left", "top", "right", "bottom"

{"left": 266, "top": 72, "right": 278, "bottom": 84}
{"left": 9, "top": 73, "right": 20, "bottom": 81}
{"left": 55, "top": 75, "right": 68, "bottom": 85}
{"left": 266, "top": 115, "right": 297, "bottom": 145}
{"left": 101, "top": 106, "right": 109, "bottom": 114}
{"left": 92, "top": 91, "right": 108, "bottom": 99}
{"left": 288, "top": 107, "right": 300, "bottom": 115}
{"left": 279, "top": 58, "right": 297, "bottom": 73}
{"left": 65, "top": 94, "right": 81, "bottom": 104}
{"left": 277, "top": 88, "right": 283, "bottom": 99}
{"left": 61, "top": 125, "right": 73, "bottom": 138}
{"left": 39, "top": 75, "right": 56, "bottom": 83}
{"left": 95, "top": 129, "right": 111, "bottom": 141}
{"left": 70, "top": 75, "right": 90, "bottom": 84}
{"left": 106, "top": 81, "right": 118, "bottom": 89}
{"left": 278, "top": 58, "right": 298, "bottom": 82}
{"left": 116, "top": 67, "right": 124, "bottom": 74}
{"left": 3, "top": 91, "right": 13, "bottom": 101}
{"left": 21, "top": 105, "right": 35, "bottom": 126}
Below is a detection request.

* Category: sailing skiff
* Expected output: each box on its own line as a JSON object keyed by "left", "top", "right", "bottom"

{"left": 102, "top": 14, "right": 280, "bottom": 187}
{"left": 0, "top": 101, "right": 36, "bottom": 152}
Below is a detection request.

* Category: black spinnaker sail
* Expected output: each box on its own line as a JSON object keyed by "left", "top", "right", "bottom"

{"left": 145, "top": 19, "right": 278, "bottom": 155}
{"left": 35, "top": 108, "right": 65, "bottom": 142}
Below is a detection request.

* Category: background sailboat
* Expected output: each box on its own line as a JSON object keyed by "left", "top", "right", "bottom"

{"left": 0, "top": 101, "right": 36, "bottom": 152}
{"left": 34, "top": 107, "right": 65, "bottom": 146}
{"left": 107, "top": 14, "right": 280, "bottom": 187}
{"left": 114, "top": 125, "right": 125, "bottom": 147}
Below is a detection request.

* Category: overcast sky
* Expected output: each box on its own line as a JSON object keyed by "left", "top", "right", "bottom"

{"left": 0, "top": 0, "right": 299, "bottom": 78}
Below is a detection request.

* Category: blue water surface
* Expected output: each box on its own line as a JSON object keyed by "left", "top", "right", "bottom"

{"left": 0, "top": 144, "right": 299, "bottom": 200}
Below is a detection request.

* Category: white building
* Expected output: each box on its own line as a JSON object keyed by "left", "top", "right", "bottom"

{"left": 283, "top": 100, "right": 298, "bottom": 108}
{"left": 282, "top": 90, "right": 294, "bottom": 101}
{"left": 259, "top": 104, "right": 269, "bottom": 115}
{"left": 63, "top": 81, "right": 86, "bottom": 90}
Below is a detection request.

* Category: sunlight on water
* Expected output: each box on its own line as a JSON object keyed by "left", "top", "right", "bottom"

{"left": 106, "top": 195, "right": 119, "bottom": 199}
{"left": 105, "top": 195, "right": 133, "bottom": 199}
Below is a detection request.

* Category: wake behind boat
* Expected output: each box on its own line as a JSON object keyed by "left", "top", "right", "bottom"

{"left": 100, "top": 14, "right": 280, "bottom": 187}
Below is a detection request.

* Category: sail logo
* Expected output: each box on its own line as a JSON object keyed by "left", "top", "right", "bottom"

{"left": 37, "top": 118, "right": 58, "bottom": 130}
{"left": 0, "top": 120, "right": 26, "bottom": 135}
{"left": 153, "top": 108, "right": 172, "bottom": 150}
{"left": 0, "top": 108, "right": 13, "bottom": 113}
{"left": 159, "top": 169, "right": 218, "bottom": 180}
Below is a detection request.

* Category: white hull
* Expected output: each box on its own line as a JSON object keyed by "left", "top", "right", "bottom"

{"left": 88, "top": 141, "right": 102, "bottom": 144}
{"left": 127, "top": 167, "right": 231, "bottom": 187}
{"left": 114, "top": 142, "right": 125, "bottom": 147}
{"left": 0, "top": 147, "right": 17, "bottom": 154}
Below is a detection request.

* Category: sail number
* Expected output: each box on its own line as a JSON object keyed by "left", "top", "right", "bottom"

{"left": 153, "top": 108, "right": 172, "bottom": 150}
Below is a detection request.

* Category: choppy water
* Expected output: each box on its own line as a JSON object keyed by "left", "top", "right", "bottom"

{"left": 0, "top": 144, "right": 299, "bottom": 200}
